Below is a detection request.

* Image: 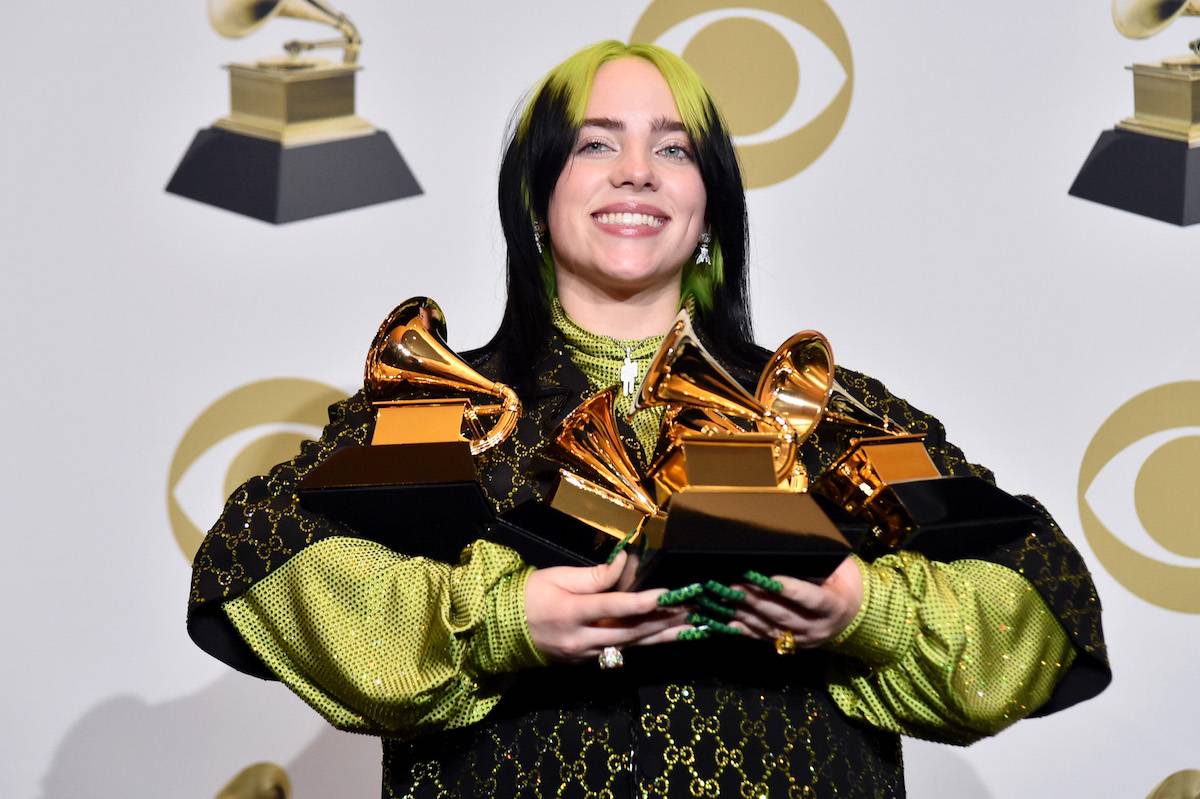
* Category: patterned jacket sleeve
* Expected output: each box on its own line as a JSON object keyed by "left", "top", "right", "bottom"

{"left": 816, "top": 369, "right": 1110, "bottom": 743}
{"left": 186, "top": 392, "right": 546, "bottom": 738}
{"left": 222, "top": 535, "right": 544, "bottom": 737}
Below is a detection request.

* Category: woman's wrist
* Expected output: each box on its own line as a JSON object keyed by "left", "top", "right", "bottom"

{"left": 474, "top": 566, "right": 548, "bottom": 673}
{"left": 825, "top": 554, "right": 917, "bottom": 666}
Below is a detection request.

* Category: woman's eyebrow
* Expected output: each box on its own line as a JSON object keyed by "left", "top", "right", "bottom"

{"left": 650, "top": 116, "right": 686, "bottom": 134}
{"left": 581, "top": 117, "right": 624, "bottom": 131}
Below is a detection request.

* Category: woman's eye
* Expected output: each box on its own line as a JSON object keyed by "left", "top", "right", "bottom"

{"left": 578, "top": 140, "right": 612, "bottom": 154}
{"left": 659, "top": 144, "right": 693, "bottom": 161}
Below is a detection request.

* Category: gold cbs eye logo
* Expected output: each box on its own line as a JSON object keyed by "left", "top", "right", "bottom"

{"left": 632, "top": 0, "right": 853, "bottom": 188}
{"left": 1078, "top": 381, "right": 1200, "bottom": 613}
{"left": 167, "top": 378, "right": 345, "bottom": 562}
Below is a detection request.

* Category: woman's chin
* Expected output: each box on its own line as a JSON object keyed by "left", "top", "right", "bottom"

{"left": 589, "top": 259, "right": 683, "bottom": 292}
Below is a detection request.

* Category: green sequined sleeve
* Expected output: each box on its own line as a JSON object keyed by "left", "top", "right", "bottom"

{"left": 825, "top": 552, "right": 1075, "bottom": 745}
{"left": 222, "top": 535, "right": 546, "bottom": 738}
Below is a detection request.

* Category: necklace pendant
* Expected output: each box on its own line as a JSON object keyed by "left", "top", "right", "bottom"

{"left": 620, "top": 347, "right": 638, "bottom": 396}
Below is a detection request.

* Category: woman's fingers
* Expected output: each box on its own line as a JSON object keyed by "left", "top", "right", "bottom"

{"left": 580, "top": 587, "right": 667, "bottom": 621}
{"left": 628, "top": 623, "right": 696, "bottom": 647}
{"left": 729, "top": 571, "right": 862, "bottom": 648}
{"left": 729, "top": 609, "right": 775, "bottom": 639}
{"left": 769, "top": 577, "right": 835, "bottom": 614}
{"left": 585, "top": 610, "right": 688, "bottom": 650}
{"left": 540, "top": 551, "right": 630, "bottom": 594}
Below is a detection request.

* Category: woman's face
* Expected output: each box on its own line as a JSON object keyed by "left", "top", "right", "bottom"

{"left": 547, "top": 58, "right": 707, "bottom": 299}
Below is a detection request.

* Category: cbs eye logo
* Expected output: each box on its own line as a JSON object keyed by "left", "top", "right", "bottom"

{"left": 1078, "top": 381, "right": 1200, "bottom": 613}
{"left": 632, "top": 0, "right": 853, "bottom": 188}
{"left": 167, "top": 378, "right": 345, "bottom": 562}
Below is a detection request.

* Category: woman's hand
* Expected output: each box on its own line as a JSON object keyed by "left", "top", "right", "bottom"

{"left": 524, "top": 551, "right": 691, "bottom": 663}
{"left": 730, "top": 557, "right": 864, "bottom": 648}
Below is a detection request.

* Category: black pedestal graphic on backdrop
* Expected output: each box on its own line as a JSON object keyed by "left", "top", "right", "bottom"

{"left": 1070, "top": 128, "right": 1200, "bottom": 226}
{"left": 166, "top": 127, "right": 421, "bottom": 223}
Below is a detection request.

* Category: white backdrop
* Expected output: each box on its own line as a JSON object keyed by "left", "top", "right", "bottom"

{"left": 5, "top": 2, "right": 1199, "bottom": 797}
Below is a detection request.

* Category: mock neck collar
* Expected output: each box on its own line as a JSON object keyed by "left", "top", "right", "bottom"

{"left": 550, "top": 297, "right": 666, "bottom": 362}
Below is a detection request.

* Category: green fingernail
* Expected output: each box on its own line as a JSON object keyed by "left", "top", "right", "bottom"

{"left": 678, "top": 627, "right": 711, "bottom": 641}
{"left": 604, "top": 541, "right": 625, "bottom": 565}
{"left": 604, "top": 525, "right": 640, "bottom": 565}
{"left": 696, "top": 595, "right": 737, "bottom": 619}
{"left": 744, "top": 570, "right": 784, "bottom": 593}
{"left": 710, "top": 620, "right": 741, "bottom": 636}
{"left": 657, "top": 583, "right": 704, "bottom": 607}
{"left": 687, "top": 613, "right": 740, "bottom": 636}
{"left": 704, "top": 580, "right": 746, "bottom": 603}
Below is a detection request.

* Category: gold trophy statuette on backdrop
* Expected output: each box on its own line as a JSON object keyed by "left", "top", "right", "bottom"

{"left": 298, "top": 298, "right": 522, "bottom": 562}
{"left": 166, "top": 0, "right": 421, "bottom": 223}
{"left": 1070, "top": 0, "right": 1200, "bottom": 224}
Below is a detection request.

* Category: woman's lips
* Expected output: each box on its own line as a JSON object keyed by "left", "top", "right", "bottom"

{"left": 591, "top": 210, "right": 669, "bottom": 237}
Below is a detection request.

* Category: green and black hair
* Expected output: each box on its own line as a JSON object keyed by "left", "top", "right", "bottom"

{"left": 488, "top": 40, "right": 758, "bottom": 384}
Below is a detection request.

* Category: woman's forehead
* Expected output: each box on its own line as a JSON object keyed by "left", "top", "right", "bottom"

{"left": 584, "top": 58, "right": 684, "bottom": 127}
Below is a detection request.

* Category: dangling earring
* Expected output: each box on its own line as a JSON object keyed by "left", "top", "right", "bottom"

{"left": 695, "top": 231, "right": 712, "bottom": 266}
{"left": 533, "top": 220, "right": 546, "bottom": 255}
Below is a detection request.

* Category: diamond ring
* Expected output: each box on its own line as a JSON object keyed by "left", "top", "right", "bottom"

{"left": 598, "top": 646, "right": 625, "bottom": 669}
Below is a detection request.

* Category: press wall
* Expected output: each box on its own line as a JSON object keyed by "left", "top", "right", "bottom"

{"left": 5, "top": 2, "right": 1198, "bottom": 796}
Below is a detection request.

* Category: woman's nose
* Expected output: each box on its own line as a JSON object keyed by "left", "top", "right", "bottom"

{"left": 611, "top": 149, "right": 657, "bottom": 191}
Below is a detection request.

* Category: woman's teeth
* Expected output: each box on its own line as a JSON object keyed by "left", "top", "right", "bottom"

{"left": 593, "top": 212, "right": 665, "bottom": 228}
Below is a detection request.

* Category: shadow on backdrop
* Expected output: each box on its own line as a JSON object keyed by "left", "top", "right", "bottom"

{"left": 903, "top": 740, "right": 996, "bottom": 799}
{"left": 38, "top": 672, "right": 378, "bottom": 798}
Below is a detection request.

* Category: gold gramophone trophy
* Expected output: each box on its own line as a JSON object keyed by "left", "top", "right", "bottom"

{"left": 490, "top": 386, "right": 670, "bottom": 569}
{"left": 530, "top": 310, "right": 852, "bottom": 587}
{"left": 298, "top": 297, "right": 522, "bottom": 561}
{"left": 619, "top": 310, "right": 1036, "bottom": 578}
{"left": 166, "top": 0, "right": 420, "bottom": 223}
{"left": 772, "top": 339, "right": 1039, "bottom": 560}
{"left": 1070, "top": 0, "right": 1200, "bottom": 224}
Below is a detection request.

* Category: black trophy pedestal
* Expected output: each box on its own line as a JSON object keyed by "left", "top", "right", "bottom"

{"left": 632, "top": 490, "right": 851, "bottom": 589}
{"left": 492, "top": 502, "right": 621, "bottom": 569}
{"left": 1070, "top": 128, "right": 1200, "bottom": 226}
{"left": 846, "top": 475, "right": 1039, "bottom": 561}
{"left": 166, "top": 127, "right": 421, "bottom": 223}
{"left": 297, "top": 443, "right": 492, "bottom": 563}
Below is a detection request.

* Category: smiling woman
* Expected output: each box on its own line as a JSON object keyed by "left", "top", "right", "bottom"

{"left": 492, "top": 41, "right": 759, "bottom": 383}
{"left": 547, "top": 58, "right": 708, "bottom": 337}
{"left": 187, "top": 39, "right": 1109, "bottom": 799}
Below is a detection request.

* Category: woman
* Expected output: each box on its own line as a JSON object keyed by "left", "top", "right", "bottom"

{"left": 188, "top": 41, "right": 1109, "bottom": 797}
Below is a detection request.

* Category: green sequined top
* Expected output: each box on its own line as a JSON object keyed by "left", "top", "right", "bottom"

{"left": 222, "top": 309, "right": 1075, "bottom": 749}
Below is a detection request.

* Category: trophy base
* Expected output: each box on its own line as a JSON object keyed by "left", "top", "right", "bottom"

{"left": 297, "top": 442, "right": 492, "bottom": 562}
{"left": 845, "top": 476, "right": 1039, "bottom": 561}
{"left": 633, "top": 489, "right": 851, "bottom": 588}
{"left": 1069, "top": 127, "right": 1200, "bottom": 225}
{"left": 491, "top": 501, "right": 623, "bottom": 568}
{"left": 165, "top": 126, "right": 421, "bottom": 223}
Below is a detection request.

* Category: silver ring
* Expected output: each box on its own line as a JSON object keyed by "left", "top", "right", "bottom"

{"left": 598, "top": 646, "right": 624, "bottom": 670}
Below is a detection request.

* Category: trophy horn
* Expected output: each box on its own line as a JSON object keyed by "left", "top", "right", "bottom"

{"left": 633, "top": 310, "right": 799, "bottom": 484}
{"left": 755, "top": 331, "right": 834, "bottom": 445}
{"left": 208, "top": 0, "right": 362, "bottom": 63}
{"left": 365, "top": 297, "right": 521, "bottom": 455}
{"left": 552, "top": 386, "right": 659, "bottom": 516}
{"left": 1113, "top": 0, "right": 1200, "bottom": 39}
{"left": 758, "top": 330, "right": 907, "bottom": 439}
